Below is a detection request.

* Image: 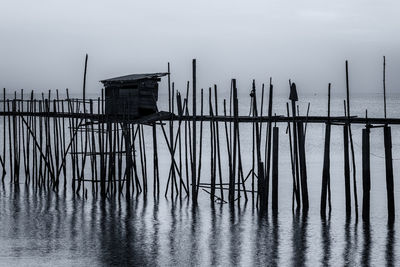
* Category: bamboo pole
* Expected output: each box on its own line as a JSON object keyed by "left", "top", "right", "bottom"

{"left": 192, "top": 59, "right": 197, "bottom": 204}
{"left": 383, "top": 56, "right": 387, "bottom": 118}
{"left": 297, "top": 120, "right": 309, "bottom": 212}
{"left": 265, "top": 80, "right": 274, "bottom": 208}
{"left": 2, "top": 88, "right": 6, "bottom": 181}
{"left": 177, "top": 92, "right": 183, "bottom": 197}
{"left": 230, "top": 79, "right": 238, "bottom": 204}
{"left": 196, "top": 89, "right": 204, "bottom": 196}
{"left": 346, "top": 60, "right": 359, "bottom": 220}
{"left": 321, "top": 84, "right": 331, "bottom": 217}
{"left": 343, "top": 100, "right": 351, "bottom": 217}
{"left": 209, "top": 87, "right": 215, "bottom": 200}
{"left": 184, "top": 81, "right": 190, "bottom": 197}
{"left": 289, "top": 83, "right": 301, "bottom": 210}
{"left": 223, "top": 99, "right": 233, "bottom": 202}
{"left": 152, "top": 123, "right": 159, "bottom": 197}
{"left": 362, "top": 126, "right": 370, "bottom": 222}
{"left": 272, "top": 126, "right": 279, "bottom": 215}
{"left": 383, "top": 126, "right": 395, "bottom": 222}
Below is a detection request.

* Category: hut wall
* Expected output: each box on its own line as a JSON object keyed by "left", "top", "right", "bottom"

{"left": 104, "top": 79, "right": 159, "bottom": 117}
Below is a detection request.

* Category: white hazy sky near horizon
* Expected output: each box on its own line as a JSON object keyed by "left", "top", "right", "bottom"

{"left": 0, "top": 0, "right": 399, "bottom": 97}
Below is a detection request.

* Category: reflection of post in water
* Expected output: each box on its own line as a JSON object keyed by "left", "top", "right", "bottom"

{"left": 320, "top": 218, "right": 331, "bottom": 266}
{"left": 258, "top": 214, "right": 281, "bottom": 267}
{"left": 228, "top": 205, "right": 242, "bottom": 265}
{"left": 271, "top": 216, "right": 279, "bottom": 267}
{"left": 209, "top": 203, "right": 222, "bottom": 266}
{"left": 252, "top": 213, "right": 268, "bottom": 266}
{"left": 189, "top": 206, "right": 200, "bottom": 266}
{"left": 343, "top": 218, "right": 361, "bottom": 266}
{"left": 361, "top": 223, "right": 371, "bottom": 266}
{"left": 291, "top": 211, "right": 308, "bottom": 267}
{"left": 343, "top": 219, "right": 351, "bottom": 265}
{"left": 168, "top": 195, "right": 179, "bottom": 264}
{"left": 386, "top": 223, "right": 395, "bottom": 266}
{"left": 151, "top": 196, "right": 160, "bottom": 264}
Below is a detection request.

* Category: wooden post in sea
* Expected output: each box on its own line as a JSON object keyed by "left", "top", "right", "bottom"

{"left": 251, "top": 80, "right": 264, "bottom": 207}
{"left": 223, "top": 99, "right": 233, "bottom": 202}
{"left": 152, "top": 123, "right": 159, "bottom": 196}
{"left": 321, "top": 84, "right": 331, "bottom": 218}
{"left": 265, "top": 80, "right": 274, "bottom": 208}
{"left": 167, "top": 63, "right": 176, "bottom": 197}
{"left": 286, "top": 102, "right": 298, "bottom": 211}
{"left": 196, "top": 89, "right": 204, "bottom": 197}
{"left": 2, "top": 88, "right": 6, "bottom": 181}
{"left": 345, "top": 60, "right": 359, "bottom": 220}
{"left": 251, "top": 88, "right": 256, "bottom": 200}
{"left": 192, "top": 59, "right": 197, "bottom": 204}
{"left": 140, "top": 124, "right": 148, "bottom": 195}
{"left": 289, "top": 83, "right": 301, "bottom": 210}
{"left": 82, "top": 54, "right": 88, "bottom": 103}
{"left": 176, "top": 92, "right": 183, "bottom": 196}
{"left": 297, "top": 120, "right": 309, "bottom": 212}
{"left": 362, "top": 125, "right": 371, "bottom": 222}
{"left": 184, "top": 82, "right": 191, "bottom": 197}
{"left": 231, "top": 79, "right": 239, "bottom": 204}
{"left": 132, "top": 125, "right": 142, "bottom": 195}
{"left": 343, "top": 100, "right": 351, "bottom": 217}
{"left": 89, "top": 100, "right": 95, "bottom": 193}
{"left": 209, "top": 87, "right": 215, "bottom": 200}
{"left": 236, "top": 107, "right": 247, "bottom": 203}
{"left": 383, "top": 126, "right": 395, "bottom": 222}
{"left": 214, "top": 85, "right": 224, "bottom": 201}
{"left": 271, "top": 125, "right": 279, "bottom": 215}
{"left": 383, "top": 56, "right": 387, "bottom": 119}
{"left": 258, "top": 161, "right": 266, "bottom": 209}
{"left": 382, "top": 56, "right": 395, "bottom": 222}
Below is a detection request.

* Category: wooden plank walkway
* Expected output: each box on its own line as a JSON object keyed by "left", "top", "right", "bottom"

{"left": 1, "top": 111, "right": 400, "bottom": 125}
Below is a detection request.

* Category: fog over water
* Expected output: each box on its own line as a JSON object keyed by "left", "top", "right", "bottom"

{"left": 0, "top": 0, "right": 400, "bottom": 96}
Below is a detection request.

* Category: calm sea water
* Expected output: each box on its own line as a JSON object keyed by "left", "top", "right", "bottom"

{"left": 0, "top": 92, "right": 399, "bottom": 266}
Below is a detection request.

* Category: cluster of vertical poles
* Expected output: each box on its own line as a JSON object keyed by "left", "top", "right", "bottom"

{"left": 320, "top": 58, "right": 395, "bottom": 223}
{"left": 0, "top": 57, "right": 396, "bottom": 222}
{"left": 0, "top": 87, "right": 157, "bottom": 199}
{"left": 287, "top": 82, "right": 310, "bottom": 214}
{"left": 248, "top": 78, "right": 280, "bottom": 213}
{"left": 358, "top": 57, "right": 395, "bottom": 223}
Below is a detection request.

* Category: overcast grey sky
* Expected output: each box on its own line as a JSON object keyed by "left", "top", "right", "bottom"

{"left": 0, "top": 0, "right": 399, "bottom": 96}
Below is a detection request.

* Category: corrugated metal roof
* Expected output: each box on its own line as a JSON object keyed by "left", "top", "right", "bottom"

{"left": 100, "top": 72, "right": 168, "bottom": 83}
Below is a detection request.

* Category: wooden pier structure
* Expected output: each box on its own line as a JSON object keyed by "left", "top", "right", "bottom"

{"left": 0, "top": 58, "right": 396, "bottom": 223}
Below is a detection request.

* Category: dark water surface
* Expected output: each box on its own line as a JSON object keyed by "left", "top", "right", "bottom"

{"left": 0, "top": 185, "right": 398, "bottom": 266}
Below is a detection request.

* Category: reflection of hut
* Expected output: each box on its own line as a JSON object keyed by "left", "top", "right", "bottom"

{"left": 100, "top": 72, "right": 168, "bottom": 117}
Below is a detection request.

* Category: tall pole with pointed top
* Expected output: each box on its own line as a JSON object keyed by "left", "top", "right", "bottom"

{"left": 321, "top": 83, "right": 331, "bottom": 218}
{"left": 289, "top": 83, "right": 301, "bottom": 210}
{"left": 192, "top": 59, "right": 197, "bottom": 204}
{"left": 265, "top": 79, "right": 274, "bottom": 208}
{"left": 383, "top": 56, "right": 387, "bottom": 119}
{"left": 382, "top": 56, "right": 395, "bottom": 222}
{"left": 82, "top": 54, "right": 88, "bottom": 104}
{"left": 346, "top": 60, "right": 359, "bottom": 219}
